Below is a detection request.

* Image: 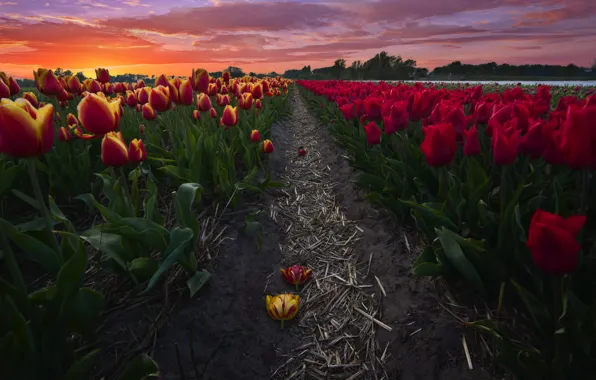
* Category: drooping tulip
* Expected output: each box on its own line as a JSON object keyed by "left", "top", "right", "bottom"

{"left": 249, "top": 129, "right": 260, "bottom": 142}
{"left": 128, "top": 138, "right": 147, "bottom": 163}
{"left": 77, "top": 93, "right": 122, "bottom": 135}
{"left": 280, "top": 265, "right": 312, "bottom": 290}
{"left": 527, "top": 209, "right": 586, "bottom": 274}
{"left": 0, "top": 98, "right": 54, "bottom": 157}
{"left": 142, "top": 103, "right": 157, "bottom": 121}
{"left": 265, "top": 294, "right": 300, "bottom": 328}
{"left": 196, "top": 93, "right": 212, "bottom": 112}
{"left": 95, "top": 68, "right": 110, "bottom": 83}
{"left": 220, "top": 105, "right": 238, "bottom": 127}
{"left": 101, "top": 131, "right": 128, "bottom": 166}
{"left": 262, "top": 139, "right": 274, "bottom": 153}
{"left": 33, "top": 68, "right": 63, "bottom": 96}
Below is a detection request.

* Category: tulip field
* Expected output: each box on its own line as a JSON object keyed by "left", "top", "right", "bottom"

{"left": 0, "top": 68, "right": 290, "bottom": 379}
{"left": 298, "top": 79, "right": 596, "bottom": 379}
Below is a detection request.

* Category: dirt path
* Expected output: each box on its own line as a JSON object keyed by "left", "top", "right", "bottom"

{"left": 153, "top": 87, "right": 494, "bottom": 380}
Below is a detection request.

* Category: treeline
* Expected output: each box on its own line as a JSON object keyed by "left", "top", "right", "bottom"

{"left": 283, "top": 51, "right": 427, "bottom": 80}
{"left": 283, "top": 53, "right": 596, "bottom": 80}
{"left": 431, "top": 61, "right": 596, "bottom": 79}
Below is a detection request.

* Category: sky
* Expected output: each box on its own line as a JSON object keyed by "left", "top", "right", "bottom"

{"left": 1, "top": 0, "right": 595, "bottom": 78}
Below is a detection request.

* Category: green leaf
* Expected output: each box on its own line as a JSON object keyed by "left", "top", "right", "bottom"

{"left": 0, "top": 165, "right": 18, "bottom": 197}
{"left": 0, "top": 218, "right": 62, "bottom": 275}
{"left": 400, "top": 200, "right": 459, "bottom": 231}
{"left": 510, "top": 279, "right": 551, "bottom": 334}
{"left": 62, "top": 349, "right": 100, "bottom": 380}
{"left": 187, "top": 269, "right": 211, "bottom": 298}
{"left": 435, "top": 227, "right": 487, "bottom": 296}
{"left": 69, "top": 288, "right": 105, "bottom": 335}
{"left": 80, "top": 229, "right": 131, "bottom": 270}
{"left": 3, "top": 295, "right": 35, "bottom": 362}
{"left": 142, "top": 227, "right": 195, "bottom": 294}
{"left": 353, "top": 172, "right": 387, "bottom": 193}
{"left": 76, "top": 193, "right": 122, "bottom": 223}
{"left": 175, "top": 183, "right": 203, "bottom": 237}
{"left": 99, "top": 218, "right": 170, "bottom": 252}
{"left": 412, "top": 246, "right": 444, "bottom": 277}
{"left": 118, "top": 353, "right": 160, "bottom": 380}
{"left": 54, "top": 241, "right": 87, "bottom": 317}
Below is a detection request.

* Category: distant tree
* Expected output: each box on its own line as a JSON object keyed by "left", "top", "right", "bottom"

{"left": 249, "top": 72, "right": 256, "bottom": 77}
{"left": 63, "top": 70, "right": 73, "bottom": 77}
{"left": 333, "top": 59, "right": 346, "bottom": 79}
{"left": 227, "top": 66, "right": 245, "bottom": 78}
{"left": 54, "top": 67, "right": 64, "bottom": 76}
{"left": 269, "top": 71, "right": 279, "bottom": 77}
{"left": 75, "top": 71, "right": 86, "bottom": 81}
{"left": 592, "top": 57, "right": 596, "bottom": 70}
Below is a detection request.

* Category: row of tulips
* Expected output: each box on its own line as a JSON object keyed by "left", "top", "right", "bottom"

{"left": 298, "top": 79, "right": 596, "bottom": 380}
{"left": 0, "top": 66, "right": 291, "bottom": 380}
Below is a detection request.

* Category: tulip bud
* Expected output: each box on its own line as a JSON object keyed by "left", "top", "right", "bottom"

{"left": 149, "top": 85, "right": 171, "bottom": 112}
{"left": 265, "top": 294, "right": 300, "bottom": 328}
{"left": 59, "top": 126, "right": 72, "bottom": 142}
{"left": 139, "top": 124, "right": 145, "bottom": 134}
{"left": 128, "top": 138, "right": 147, "bottom": 163}
{"left": 77, "top": 93, "right": 122, "bottom": 135}
{"left": 209, "top": 107, "right": 218, "bottom": 118}
{"left": 136, "top": 79, "right": 146, "bottom": 88}
{"left": 178, "top": 79, "right": 194, "bottom": 105}
{"left": 23, "top": 92, "right": 39, "bottom": 108}
{"left": 207, "top": 83, "right": 218, "bottom": 97}
{"left": 0, "top": 98, "right": 54, "bottom": 157}
{"left": 196, "top": 93, "right": 212, "bottom": 112}
{"left": 114, "top": 82, "right": 126, "bottom": 93}
{"left": 220, "top": 84, "right": 228, "bottom": 94}
{"left": 220, "top": 105, "right": 238, "bottom": 127}
{"left": 192, "top": 109, "right": 200, "bottom": 121}
{"left": 125, "top": 91, "right": 137, "bottom": 107}
{"left": 95, "top": 68, "right": 110, "bottom": 83}
{"left": 137, "top": 87, "right": 150, "bottom": 104}
{"left": 66, "top": 113, "right": 78, "bottom": 127}
{"left": 0, "top": 80, "right": 10, "bottom": 99}
{"left": 216, "top": 93, "right": 230, "bottom": 106}
{"left": 222, "top": 71, "right": 231, "bottom": 83}
{"left": 252, "top": 83, "right": 264, "bottom": 99}
{"left": 66, "top": 75, "right": 83, "bottom": 93}
{"left": 255, "top": 99, "right": 262, "bottom": 109}
{"left": 262, "top": 139, "right": 274, "bottom": 153}
{"left": 135, "top": 104, "right": 141, "bottom": 112}
{"left": 239, "top": 93, "right": 253, "bottom": 110}
{"left": 155, "top": 74, "right": 169, "bottom": 88}
{"left": 192, "top": 68, "right": 210, "bottom": 93}
{"left": 101, "top": 131, "right": 128, "bottom": 167}
{"left": 33, "top": 68, "right": 63, "bottom": 96}
{"left": 7, "top": 77, "right": 20, "bottom": 96}
{"left": 142, "top": 103, "right": 157, "bottom": 120}
{"left": 249, "top": 129, "right": 260, "bottom": 142}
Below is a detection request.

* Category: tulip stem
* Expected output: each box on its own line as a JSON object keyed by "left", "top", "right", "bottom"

{"left": 27, "top": 158, "right": 62, "bottom": 261}
{"left": 0, "top": 230, "right": 30, "bottom": 315}
{"left": 280, "top": 320, "right": 284, "bottom": 330}
{"left": 578, "top": 169, "right": 589, "bottom": 215}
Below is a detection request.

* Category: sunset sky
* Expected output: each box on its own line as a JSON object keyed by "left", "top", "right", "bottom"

{"left": 1, "top": 0, "right": 595, "bottom": 78}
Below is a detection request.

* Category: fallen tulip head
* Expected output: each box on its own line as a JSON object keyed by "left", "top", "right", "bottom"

{"left": 266, "top": 294, "right": 300, "bottom": 329}
{"left": 280, "top": 265, "right": 312, "bottom": 290}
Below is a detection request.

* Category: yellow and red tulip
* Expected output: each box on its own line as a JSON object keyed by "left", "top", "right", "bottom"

{"left": 1, "top": 76, "right": 20, "bottom": 96}
{"left": 77, "top": 93, "right": 122, "bottom": 135}
{"left": 139, "top": 124, "right": 145, "bottom": 134}
{"left": 265, "top": 294, "right": 300, "bottom": 328}
{"left": 209, "top": 107, "right": 218, "bottom": 118}
{"left": 0, "top": 98, "right": 54, "bottom": 157}
{"left": 95, "top": 68, "right": 110, "bottom": 84}
{"left": 220, "top": 84, "right": 229, "bottom": 94}
{"left": 192, "top": 109, "right": 200, "bottom": 121}
{"left": 178, "top": 79, "right": 194, "bottom": 105}
{"left": 280, "top": 265, "right": 312, "bottom": 290}
{"left": 220, "top": 105, "right": 238, "bottom": 127}
{"left": 155, "top": 74, "right": 169, "bottom": 88}
{"left": 72, "top": 126, "right": 94, "bottom": 140}
{"left": 222, "top": 70, "right": 231, "bottom": 83}
{"left": 137, "top": 87, "right": 151, "bottom": 105}
{"left": 207, "top": 83, "right": 218, "bottom": 97}
{"left": 125, "top": 91, "right": 137, "bottom": 107}
{"left": 142, "top": 103, "right": 157, "bottom": 121}
{"left": 23, "top": 92, "right": 39, "bottom": 108}
{"left": 67, "top": 113, "right": 78, "bottom": 127}
{"left": 0, "top": 80, "right": 11, "bottom": 99}
{"left": 136, "top": 79, "right": 146, "bottom": 88}
{"left": 149, "top": 85, "right": 171, "bottom": 112}
{"left": 239, "top": 93, "right": 253, "bottom": 110}
{"left": 252, "top": 83, "right": 263, "bottom": 99}
{"left": 103, "top": 82, "right": 114, "bottom": 95}
{"left": 83, "top": 78, "right": 102, "bottom": 93}
{"left": 196, "top": 93, "right": 212, "bottom": 112}
{"left": 192, "top": 68, "right": 210, "bottom": 93}
{"left": 255, "top": 99, "right": 262, "bottom": 110}
{"left": 128, "top": 138, "right": 147, "bottom": 163}
{"left": 33, "top": 68, "right": 63, "bottom": 96}
{"left": 58, "top": 126, "right": 72, "bottom": 142}
{"left": 262, "top": 139, "right": 274, "bottom": 153}
{"left": 249, "top": 129, "right": 260, "bottom": 142}
{"left": 65, "top": 75, "right": 83, "bottom": 93}
{"left": 101, "top": 131, "right": 128, "bottom": 167}
{"left": 216, "top": 93, "right": 230, "bottom": 107}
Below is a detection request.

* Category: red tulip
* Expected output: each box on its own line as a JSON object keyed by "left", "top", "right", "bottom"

{"left": 139, "top": 124, "right": 145, "bottom": 134}
{"left": 220, "top": 105, "right": 238, "bottom": 127}
{"left": 142, "top": 103, "right": 157, "bottom": 121}
{"left": 95, "top": 68, "right": 110, "bottom": 83}
{"left": 196, "top": 93, "right": 212, "bottom": 112}
{"left": 420, "top": 123, "right": 457, "bottom": 167}
{"left": 527, "top": 209, "right": 586, "bottom": 274}
{"left": 252, "top": 83, "right": 264, "bottom": 99}
{"left": 255, "top": 99, "right": 262, "bottom": 110}
{"left": 137, "top": 87, "right": 150, "bottom": 105}
{"left": 340, "top": 103, "right": 357, "bottom": 120}
{"left": 560, "top": 105, "right": 596, "bottom": 169}
{"left": 463, "top": 126, "right": 481, "bottom": 156}
{"left": 239, "top": 93, "right": 253, "bottom": 110}
{"left": 192, "top": 68, "right": 210, "bottom": 93}
{"left": 149, "top": 86, "right": 171, "bottom": 112}
{"left": 77, "top": 93, "right": 122, "bottom": 135}
{"left": 209, "top": 107, "right": 218, "bottom": 118}
{"left": 125, "top": 91, "right": 137, "bottom": 107}
{"left": 178, "top": 79, "right": 194, "bottom": 105}
{"left": 58, "top": 126, "right": 72, "bottom": 142}
{"left": 363, "top": 121, "right": 381, "bottom": 145}
{"left": 33, "top": 68, "right": 63, "bottom": 96}
{"left": 491, "top": 125, "right": 521, "bottom": 165}
{"left": 280, "top": 265, "right": 312, "bottom": 289}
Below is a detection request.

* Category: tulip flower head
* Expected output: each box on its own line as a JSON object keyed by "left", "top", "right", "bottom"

{"left": 239, "top": 93, "right": 254, "bottom": 110}
{"left": 155, "top": 74, "right": 169, "bottom": 88}
{"left": 77, "top": 93, "right": 122, "bottom": 135}
{"left": 0, "top": 80, "right": 11, "bottom": 99}
{"left": 33, "top": 68, "right": 63, "bottom": 96}
{"left": 527, "top": 209, "right": 586, "bottom": 274}
{"left": 23, "top": 92, "right": 39, "bottom": 108}
{"left": 0, "top": 98, "right": 54, "bottom": 157}
{"left": 298, "top": 147, "right": 307, "bottom": 157}
{"left": 83, "top": 78, "right": 102, "bottom": 94}
{"left": 139, "top": 124, "right": 145, "bottom": 134}
{"left": 95, "top": 68, "right": 110, "bottom": 83}
{"left": 142, "top": 103, "right": 157, "bottom": 121}
{"left": 192, "top": 109, "right": 200, "bottom": 121}
{"left": 101, "top": 131, "right": 128, "bottom": 167}
{"left": 281, "top": 265, "right": 312, "bottom": 290}
{"left": 363, "top": 121, "right": 382, "bottom": 145}
{"left": 249, "top": 129, "right": 260, "bottom": 142}
{"left": 262, "top": 139, "right": 274, "bottom": 153}
{"left": 178, "top": 79, "right": 194, "bottom": 105}
{"left": 192, "top": 68, "right": 210, "bottom": 93}
{"left": 128, "top": 138, "right": 147, "bottom": 164}
{"left": 59, "top": 126, "right": 72, "bottom": 142}
{"left": 149, "top": 86, "right": 171, "bottom": 113}
{"left": 265, "top": 294, "right": 300, "bottom": 328}
{"left": 196, "top": 93, "right": 212, "bottom": 112}
{"left": 252, "top": 83, "right": 264, "bottom": 99}
{"left": 125, "top": 91, "right": 137, "bottom": 107}
{"left": 220, "top": 105, "right": 238, "bottom": 127}
{"left": 420, "top": 123, "right": 457, "bottom": 167}
{"left": 209, "top": 107, "right": 218, "bottom": 119}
